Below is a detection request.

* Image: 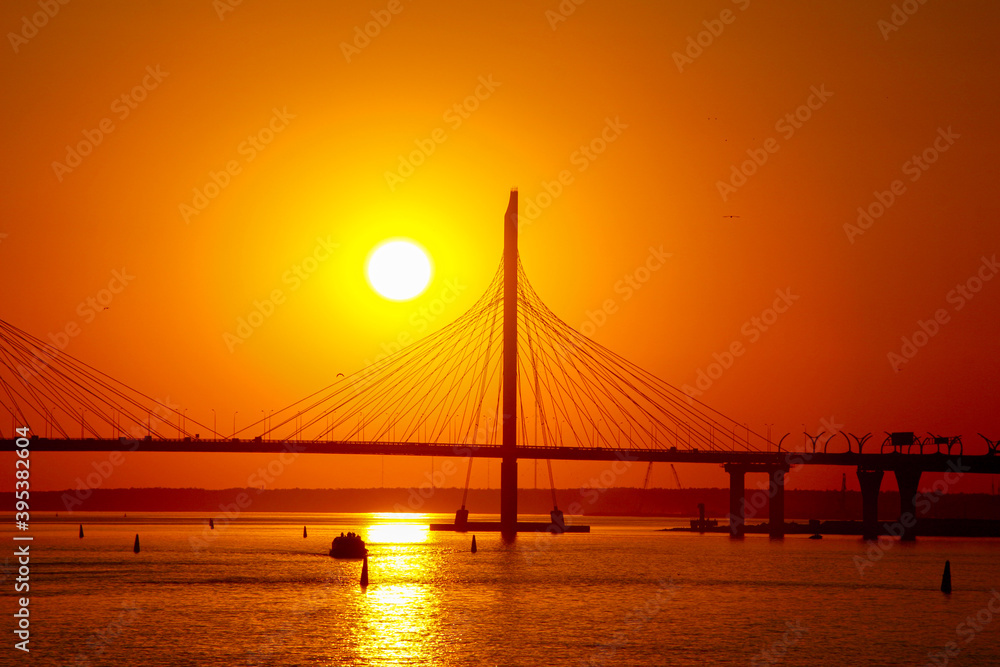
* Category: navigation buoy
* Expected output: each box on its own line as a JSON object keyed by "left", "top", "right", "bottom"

{"left": 209, "top": 518, "right": 214, "bottom": 529}
{"left": 133, "top": 534, "right": 140, "bottom": 554}
{"left": 79, "top": 524, "right": 84, "bottom": 539}
{"left": 471, "top": 535, "right": 477, "bottom": 553}
{"left": 360, "top": 555, "right": 369, "bottom": 587}
{"left": 941, "top": 560, "right": 952, "bottom": 594}
{"left": 303, "top": 526, "right": 307, "bottom": 538}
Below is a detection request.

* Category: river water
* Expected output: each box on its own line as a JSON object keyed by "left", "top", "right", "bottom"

{"left": 6, "top": 512, "right": 1000, "bottom": 666}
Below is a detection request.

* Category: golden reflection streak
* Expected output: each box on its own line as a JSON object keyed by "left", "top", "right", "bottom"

{"left": 350, "top": 517, "right": 438, "bottom": 662}
{"left": 366, "top": 522, "right": 430, "bottom": 545}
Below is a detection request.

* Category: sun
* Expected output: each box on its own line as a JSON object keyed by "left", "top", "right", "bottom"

{"left": 366, "top": 239, "right": 433, "bottom": 301}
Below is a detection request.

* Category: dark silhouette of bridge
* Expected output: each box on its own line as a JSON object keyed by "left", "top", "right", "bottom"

{"left": 3, "top": 190, "right": 998, "bottom": 541}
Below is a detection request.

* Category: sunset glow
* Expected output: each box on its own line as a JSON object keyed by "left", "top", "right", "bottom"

{"left": 3, "top": 2, "right": 1000, "bottom": 664}
{"left": 366, "top": 240, "right": 433, "bottom": 301}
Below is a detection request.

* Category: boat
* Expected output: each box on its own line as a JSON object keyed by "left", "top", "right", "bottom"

{"left": 329, "top": 531, "right": 368, "bottom": 558}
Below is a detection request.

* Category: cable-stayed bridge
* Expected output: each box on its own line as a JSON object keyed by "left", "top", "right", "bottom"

{"left": 3, "top": 190, "right": 998, "bottom": 540}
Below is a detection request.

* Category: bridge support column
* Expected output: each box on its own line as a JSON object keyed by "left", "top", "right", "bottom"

{"left": 894, "top": 469, "right": 922, "bottom": 542}
{"left": 455, "top": 507, "right": 469, "bottom": 531}
{"left": 500, "top": 458, "right": 517, "bottom": 539}
{"left": 500, "top": 189, "right": 519, "bottom": 541}
{"left": 857, "top": 469, "right": 884, "bottom": 541}
{"left": 768, "top": 467, "right": 786, "bottom": 540}
{"left": 724, "top": 464, "right": 745, "bottom": 539}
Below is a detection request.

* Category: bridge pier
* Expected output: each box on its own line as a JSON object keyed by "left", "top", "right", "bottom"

{"left": 857, "top": 468, "right": 884, "bottom": 541}
{"left": 768, "top": 467, "right": 786, "bottom": 540}
{"left": 725, "top": 463, "right": 789, "bottom": 539}
{"left": 894, "top": 469, "right": 922, "bottom": 541}
{"left": 500, "top": 458, "right": 518, "bottom": 539}
{"left": 725, "top": 464, "right": 746, "bottom": 539}
{"left": 455, "top": 507, "right": 469, "bottom": 531}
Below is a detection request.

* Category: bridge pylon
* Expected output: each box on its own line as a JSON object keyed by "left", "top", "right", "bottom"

{"left": 501, "top": 188, "right": 519, "bottom": 540}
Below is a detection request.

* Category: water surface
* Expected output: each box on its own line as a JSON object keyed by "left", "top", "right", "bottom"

{"left": 7, "top": 512, "right": 1000, "bottom": 666}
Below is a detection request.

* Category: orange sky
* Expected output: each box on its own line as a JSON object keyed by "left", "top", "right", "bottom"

{"left": 1, "top": 0, "right": 998, "bottom": 496}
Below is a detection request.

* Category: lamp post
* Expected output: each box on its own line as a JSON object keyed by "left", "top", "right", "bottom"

{"left": 233, "top": 411, "right": 238, "bottom": 437}
{"left": 211, "top": 409, "right": 216, "bottom": 437}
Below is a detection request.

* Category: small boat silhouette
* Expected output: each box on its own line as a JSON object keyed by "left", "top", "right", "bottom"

{"left": 329, "top": 531, "right": 368, "bottom": 558}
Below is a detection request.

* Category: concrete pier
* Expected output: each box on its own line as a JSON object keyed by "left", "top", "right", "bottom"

{"left": 857, "top": 468, "right": 884, "bottom": 541}
{"left": 894, "top": 468, "right": 922, "bottom": 541}
{"left": 726, "top": 464, "right": 746, "bottom": 539}
{"left": 725, "top": 462, "right": 790, "bottom": 539}
{"left": 768, "top": 467, "right": 786, "bottom": 540}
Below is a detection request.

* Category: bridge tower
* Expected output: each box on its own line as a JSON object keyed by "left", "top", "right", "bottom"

{"left": 500, "top": 188, "right": 519, "bottom": 540}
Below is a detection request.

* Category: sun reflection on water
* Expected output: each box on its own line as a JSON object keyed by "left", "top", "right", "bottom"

{"left": 366, "top": 521, "right": 430, "bottom": 545}
{"left": 350, "top": 516, "right": 440, "bottom": 662}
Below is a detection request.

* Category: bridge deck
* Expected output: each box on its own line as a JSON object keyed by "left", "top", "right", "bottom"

{"left": 6, "top": 438, "right": 998, "bottom": 473}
